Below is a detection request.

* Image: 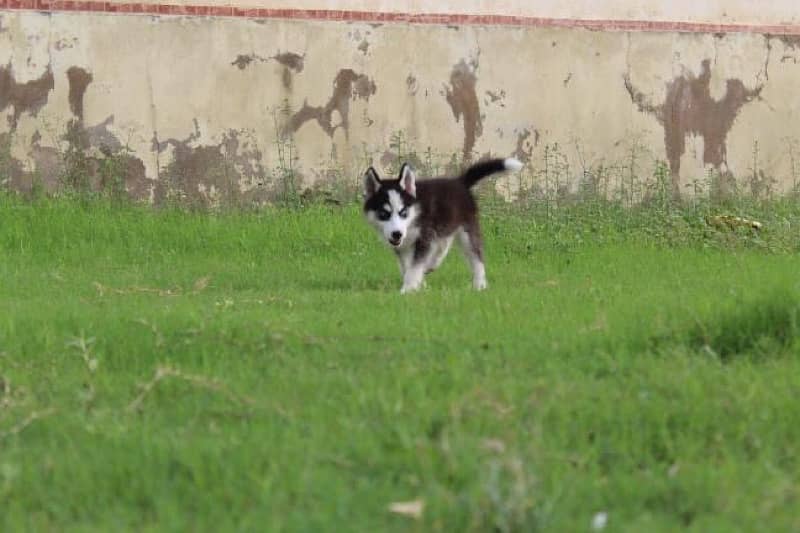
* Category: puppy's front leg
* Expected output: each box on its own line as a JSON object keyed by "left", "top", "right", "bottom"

{"left": 394, "top": 249, "right": 408, "bottom": 278}
{"left": 400, "top": 240, "right": 431, "bottom": 294}
{"left": 400, "top": 264, "right": 425, "bottom": 294}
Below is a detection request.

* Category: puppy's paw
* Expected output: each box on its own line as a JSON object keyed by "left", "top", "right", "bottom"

{"left": 400, "top": 282, "right": 424, "bottom": 294}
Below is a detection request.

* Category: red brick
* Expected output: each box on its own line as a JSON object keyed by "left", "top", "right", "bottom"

{"left": 269, "top": 8, "right": 290, "bottom": 19}
{"left": 5, "top": 0, "right": 800, "bottom": 41}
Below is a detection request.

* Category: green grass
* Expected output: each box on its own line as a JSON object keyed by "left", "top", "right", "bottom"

{"left": 2, "top": 194, "right": 800, "bottom": 531}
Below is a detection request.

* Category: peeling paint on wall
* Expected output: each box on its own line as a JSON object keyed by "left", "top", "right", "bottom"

{"left": 273, "top": 52, "right": 305, "bottom": 72}
{"left": 0, "top": 64, "right": 54, "bottom": 129}
{"left": 231, "top": 54, "right": 260, "bottom": 70}
{"left": 66, "top": 67, "right": 92, "bottom": 122}
{"left": 0, "top": 132, "right": 26, "bottom": 191}
{"left": 231, "top": 51, "right": 305, "bottom": 89}
{"left": 513, "top": 128, "right": 536, "bottom": 164}
{"left": 285, "top": 68, "right": 376, "bottom": 138}
{"left": 625, "top": 59, "right": 762, "bottom": 195}
{"left": 771, "top": 34, "right": 800, "bottom": 50}
{"left": 154, "top": 123, "right": 266, "bottom": 206}
{"left": 59, "top": 66, "right": 154, "bottom": 200}
{"left": 273, "top": 51, "right": 304, "bottom": 89}
{"left": 85, "top": 116, "right": 124, "bottom": 154}
{"left": 444, "top": 59, "right": 482, "bottom": 162}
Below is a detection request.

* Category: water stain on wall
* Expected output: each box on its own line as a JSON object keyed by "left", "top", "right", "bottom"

{"left": 513, "top": 128, "right": 537, "bottom": 164}
{"left": 0, "top": 64, "right": 55, "bottom": 129}
{"left": 771, "top": 34, "right": 800, "bottom": 50}
{"left": 0, "top": 66, "right": 60, "bottom": 195}
{"left": 284, "top": 68, "right": 376, "bottom": 138}
{"left": 485, "top": 90, "right": 505, "bottom": 106}
{"left": 61, "top": 66, "right": 153, "bottom": 200}
{"left": 28, "top": 130, "right": 61, "bottom": 193}
{"left": 406, "top": 74, "right": 418, "bottom": 95}
{"left": 273, "top": 52, "right": 304, "bottom": 89}
{"left": 85, "top": 116, "right": 124, "bottom": 154}
{"left": 231, "top": 54, "right": 259, "bottom": 70}
{"left": 625, "top": 59, "right": 762, "bottom": 195}
{"left": 273, "top": 52, "right": 304, "bottom": 72}
{"left": 347, "top": 29, "right": 371, "bottom": 56}
{"left": 231, "top": 51, "right": 305, "bottom": 89}
{"left": 767, "top": 34, "right": 800, "bottom": 64}
{"left": 444, "top": 59, "right": 482, "bottom": 162}
{"left": 0, "top": 132, "right": 27, "bottom": 191}
{"left": 66, "top": 66, "right": 92, "bottom": 122}
{"left": 155, "top": 123, "right": 266, "bottom": 206}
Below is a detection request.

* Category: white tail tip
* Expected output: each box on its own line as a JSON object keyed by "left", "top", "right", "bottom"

{"left": 503, "top": 158, "right": 523, "bottom": 172}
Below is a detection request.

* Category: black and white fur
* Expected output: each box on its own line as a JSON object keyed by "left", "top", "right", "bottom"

{"left": 363, "top": 158, "right": 523, "bottom": 294}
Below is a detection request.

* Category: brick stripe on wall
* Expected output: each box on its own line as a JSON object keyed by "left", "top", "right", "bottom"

{"left": 1, "top": 1, "right": 800, "bottom": 36}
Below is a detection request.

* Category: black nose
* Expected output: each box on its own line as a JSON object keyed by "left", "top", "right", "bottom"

{"left": 391, "top": 231, "right": 402, "bottom": 240}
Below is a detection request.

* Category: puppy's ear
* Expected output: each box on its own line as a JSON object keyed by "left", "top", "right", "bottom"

{"left": 398, "top": 163, "right": 416, "bottom": 197}
{"left": 363, "top": 167, "right": 381, "bottom": 198}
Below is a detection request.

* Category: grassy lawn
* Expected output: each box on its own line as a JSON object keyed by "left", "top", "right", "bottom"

{"left": 2, "top": 194, "right": 800, "bottom": 531}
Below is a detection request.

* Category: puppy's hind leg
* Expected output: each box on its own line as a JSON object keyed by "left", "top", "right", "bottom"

{"left": 457, "top": 224, "right": 487, "bottom": 290}
{"left": 425, "top": 236, "right": 454, "bottom": 274}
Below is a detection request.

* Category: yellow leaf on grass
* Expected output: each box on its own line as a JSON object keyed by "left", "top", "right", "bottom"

{"left": 193, "top": 276, "right": 211, "bottom": 292}
{"left": 388, "top": 500, "right": 424, "bottom": 519}
{"left": 481, "top": 438, "right": 506, "bottom": 454}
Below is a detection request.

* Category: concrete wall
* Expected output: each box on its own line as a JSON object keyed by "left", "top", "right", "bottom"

{"left": 1, "top": 4, "right": 800, "bottom": 204}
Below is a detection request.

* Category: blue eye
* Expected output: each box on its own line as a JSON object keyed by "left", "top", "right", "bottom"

{"left": 399, "top": 208, "right": 408, "bottom": 218}
{"left": 378, "top": 210, "right": 390, "bottom": 221}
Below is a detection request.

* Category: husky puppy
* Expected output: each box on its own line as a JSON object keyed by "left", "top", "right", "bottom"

{"left": 363, "top": 158, "right": 522, "bottom": 293}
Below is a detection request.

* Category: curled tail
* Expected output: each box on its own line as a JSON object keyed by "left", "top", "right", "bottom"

{"left": 461, "top": 158, "right": 523, "bottom": 188}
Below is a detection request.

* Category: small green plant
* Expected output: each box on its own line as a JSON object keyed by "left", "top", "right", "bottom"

{"left": 60, "top": 121, "right": 93, "bottom": 193}
{"left": 785, "top": 137, "right": 800, "bottom": 197}
{"left": 97, "top": 150, "right": 130, "bottom": 203}
{"left": 747, "top": 140, "right": 778, "bottom": 201}
{"left": 648, "top": 159, "right": 672, "bottom": 209}
{"left": 385, "top": 130, "right": 439, "bottom": 177}
{"left": 272, "top": 99, "right": 301, "bottom": 206}
{"left": 0, "top": 133, "right": 14, "bottom": 189}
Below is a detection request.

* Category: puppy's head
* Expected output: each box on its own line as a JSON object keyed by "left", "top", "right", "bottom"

{"left": 362, "top": 164, "right": 419, "bottom": 248}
